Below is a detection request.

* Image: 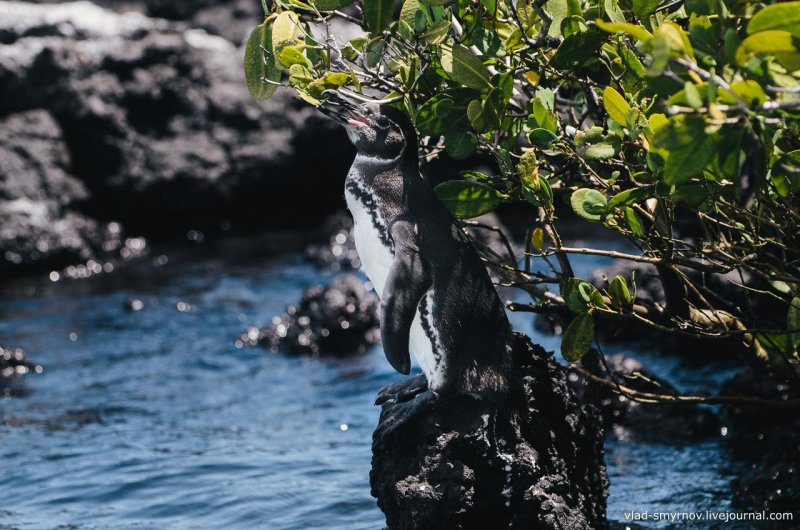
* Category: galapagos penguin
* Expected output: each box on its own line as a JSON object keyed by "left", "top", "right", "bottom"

{"left": 319, "top": 91, "right": 515, "bottom": 405}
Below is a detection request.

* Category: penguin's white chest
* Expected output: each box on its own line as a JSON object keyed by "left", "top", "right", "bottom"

{"left": 345, "top": 187, "right": 445, "bottom": 389}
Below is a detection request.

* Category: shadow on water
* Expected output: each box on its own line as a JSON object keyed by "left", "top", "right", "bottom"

{"left": 0, "top": 231, "right": 758, "bottom": 528}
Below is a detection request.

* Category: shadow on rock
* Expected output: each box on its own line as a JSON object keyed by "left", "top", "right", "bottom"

{"left": 570, "top": 353, "right": 721, "bottom": 441}
{"left": 240, "top": 274, "right": 379, "bottom": 356}
{"left": 721, "top": 371, "right": 799, "bottom": 516}
{"left": 371, "top": 333, "right": 608, "bottom": 529}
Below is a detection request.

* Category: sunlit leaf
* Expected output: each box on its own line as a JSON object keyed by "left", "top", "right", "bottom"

{"left": 737, "top": 31, "right": 800, "bottom": 71}
{"left": 748, "top": 2, "right": 800, "bottom": 38}
{"left": 244, "top": 24, "right": 280, "bottom": 101}
{"left": 441, "top": 44, "right": 492, "bottom": 89}
{"left": 595, "top": 20, "right": 652, "bottom": 42}
{"left": 603, "top": 86, "right": 631, "bottom": 126}
{"left": 571, "top": 188, "right": 608, "bottom": 221}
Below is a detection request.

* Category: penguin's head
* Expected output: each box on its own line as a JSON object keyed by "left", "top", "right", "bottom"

{"left": 319, "top": 91, "right": 417, "bottom": 162}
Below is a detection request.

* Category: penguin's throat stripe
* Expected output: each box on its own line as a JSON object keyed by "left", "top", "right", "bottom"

{"left": 345, "top": 180, "right": 394, "bottom": 251}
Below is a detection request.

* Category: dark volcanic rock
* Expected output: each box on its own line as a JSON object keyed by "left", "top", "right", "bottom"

{"left": 371, "top": 334, "right": 608, "bottom": 529}
{"left": 0, "top": 1, "right": 352, "bottom": 276}
{"left": 571, "top": 353, "right": 721, "bottom": 440}
{"left": 721, "top": 371, "right": 799, "bottom": 515}
{"left": 241, "top": 274, "right": 380, "bottom": 356}
{"left": 18, "top": 0, "right": 262, "bottom": 45}
{"left": 0, "top": 109, "right": 145, "bottom": 274}
{"left": 303, "top": 211, "right": 361, "bottom": 272}
{"left": 1, "top": 345, "right": 42, "bottom": 397}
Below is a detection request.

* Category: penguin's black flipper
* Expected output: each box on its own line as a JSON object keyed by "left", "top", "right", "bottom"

{"left": 380, "top": 221, "right": 431, "bottom": 375}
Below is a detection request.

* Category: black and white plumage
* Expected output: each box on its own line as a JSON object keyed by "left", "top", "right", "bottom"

{"left": 319, "top": 92, "right": 514, "bottom": 401}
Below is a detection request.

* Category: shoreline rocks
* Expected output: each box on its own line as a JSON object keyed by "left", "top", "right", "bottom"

{"left": 0, "top": 0, "right": 352, "bottom": 278}
{"left": 571, "top": 353, "right": 721, "bottom": 441}
{"left": 721, "top": 371, "right": 799, "bottom": 514}
{"left": 371, "top": 333, "right": 608, "bottom": 529}
{"left": 240, "top": 274, "right": 380, "bottom": 356}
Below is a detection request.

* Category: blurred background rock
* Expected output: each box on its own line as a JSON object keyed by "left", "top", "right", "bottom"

{"left": 0, "top": 0, "right": 354, "bottom": 277}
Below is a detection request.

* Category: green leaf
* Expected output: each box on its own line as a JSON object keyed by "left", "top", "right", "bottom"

{"left": 551, "top": 29, "right": 604, "bottom": 68}
{"left": 561, "top": 278, "right": 590, "bottom": 313}
{"left": 720, "top": 80, "right": 767, "bottom": 106}
{"left": 311, "top": 0, "right": 354, "bottom": 10}
{"left": 414, "top": 88, "right": 477, "bottom": 135}
{"left": 529, "top": 128, "right": 558, "bottom": 146}
{"left": 623, "top": 207, "right": 646, "bottom": 237}
{"left": 277, "top": 46, "right": 311, "bottom": 69}
{"left": 444, "top": 124, "right": 478, "bottom": 159}
{"left": 482, "top": 89, "right": 505, "bottom": 130}
{"left": 467, "top": 100, "right": 486, "bottom": 132}
{"left": 364, "top": 0, "right": 394, "bottom": 34}
{"left": 272, "top": 11, "right": 302, "bottom": 50}
{"left": 399, "top": 0, "right": 420, "bottom": 28}
{"left": 561, "top": 313, "right": 595, "bottom": 362}
{"left": 604, "top": 0, "right": 626, "bottom": 23}
{"left": 595, "top": 20, "right": 652, "bottom": 42}
{"left": 322, "top": 71, "right": 349, "bottom": 86}
{"left": 288, "top": 64, "right": 315, "bottom": 89}
{"left": 472, "top": 27, "right": 505, "bottom": 56}
{"left": 736, "top": 31, "right": 800, "bottom": 71}
{"left": 632, "top": 0, "right": 659, "bottom": 20}
{"left": 420, "top": 0, "right": 452, "bottom": 4}
{"left": 441, "top": 44, "right": 492, "bottom": 89}
{"left": 609, "top": 275, "right": 633, "bottom": 310}
{"left": 571, "top": 188, "right": 608, "bottom": 221}
{"left": 684, "top": 81, "right": 703, "bottom": 108}
{"left": 421, "top": 20, "right": 451, "bottom": 44}
{"left": 748, "top": 2, "right": 800, "bottom": 38}
{"left": 603, "top": 86, "right": 630, "bottom": 126}
{"left": 244, "top": 24, "right": 280, "bottom": 101}
{"left": 653, "top": 117, "right": 713, "bottom": 185}
{"left": 434, "top": 180, "right": 503, "bottom": 218}
{"left": 584, "top": 143, "right": 617, "bottom": 160}
{"left": 532, "top": 227, "right": 544, "bottom": 251}
{"left": 545, "top": 0, "right": 570, "bottom": 38}
{"left": 607, "top": 187, "right": 651, "bottom": 209}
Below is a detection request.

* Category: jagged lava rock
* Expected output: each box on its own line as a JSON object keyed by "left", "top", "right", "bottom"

{"left": 303, "top": 211, "right": 361, "bottom": 272}
{"left": 0, "top": 109, "right": 145, "bottom": 274}
{"left": 241, "top": 274, "right": 379, "bottom": 356}
{"left": 0, "top": 1, "right": 352, "bottom": 250}
{"left": 721, "top": 371, "right": 799, "bottom": 515}
{"left": 371, "top": 333, "right": 608, "bottom": 529}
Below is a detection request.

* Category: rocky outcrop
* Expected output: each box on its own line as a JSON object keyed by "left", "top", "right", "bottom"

{"left": 240, "top": 274, "right": 380, "bottom": 356}
{"left": 371, "top": 334, "right": 608, "bottom": 529}
{"left": 14, "top": 0, "right": 262, "bottom": 45}
{"left": 571, "top": 353, "right": 721, "bottom": 440}
{"left": 303, "top": 211, "right": 361, "bottom": 272}
{"left": 721, "top": 371, "right": 799, "bottom": 514}
{"left": 0, "top": 109, "right": 145, "bottom": 274}
{"left": 0, "top": 1, "right": 352, "bottom": 276}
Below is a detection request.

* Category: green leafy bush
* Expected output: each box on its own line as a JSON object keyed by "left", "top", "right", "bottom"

{"left": 245, "top": 0, "right": 800, "bottom": 400}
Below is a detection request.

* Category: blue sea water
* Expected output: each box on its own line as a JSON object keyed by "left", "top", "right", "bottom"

{"left": 0, "top": 233, "right": 744, "bottom": 529}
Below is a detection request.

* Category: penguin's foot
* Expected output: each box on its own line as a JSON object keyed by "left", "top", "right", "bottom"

{"left": 374, "top": 373, "right": 428, "bottom": 406}
{"left": 374, "top": 389, "right": 439, "bottom": 443}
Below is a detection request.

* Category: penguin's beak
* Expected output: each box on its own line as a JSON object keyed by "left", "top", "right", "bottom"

{"left": 319, "top": 90, "right": 370, "bottom": 127}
